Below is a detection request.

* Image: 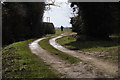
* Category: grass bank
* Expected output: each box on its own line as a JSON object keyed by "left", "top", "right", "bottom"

{"left": 57, "top": 35, "right": 120, "bottom": 62}
{"left": 39, "top": 38, "right": 81, "bottom": 64}
{"left": 2, "top": 39, "right": 59, "bottom": 78}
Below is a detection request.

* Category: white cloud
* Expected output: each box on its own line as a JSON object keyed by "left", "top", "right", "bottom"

{"left": 43, "top": 0, "right": 73, "bottom": 27}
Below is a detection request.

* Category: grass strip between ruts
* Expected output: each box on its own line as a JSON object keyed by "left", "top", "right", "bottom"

{"left": 39, "top": 38, "right": 81, "bottom": 64}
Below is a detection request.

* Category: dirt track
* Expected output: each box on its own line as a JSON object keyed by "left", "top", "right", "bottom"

{"left": 49, "top": 34, "right": 118, "bottom": 77}
{"left": 29, "top": 34, "right": 118, "bottom": 78}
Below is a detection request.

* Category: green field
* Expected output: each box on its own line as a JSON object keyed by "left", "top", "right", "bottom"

{"left": 44, "top": 29, "right": 72, "bottom": 37}
{"left": 2, "top": 40, "right": 59, "bottom": 78}
{"left": 55, "top": 29, "right": 72, "bottom": 35}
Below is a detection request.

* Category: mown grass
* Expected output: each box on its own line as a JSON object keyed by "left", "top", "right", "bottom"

{"left": 57, "top": 35, "right": 120, "bottom": 61}
{"left": 55, "top": 29, "right": 72, "bottom": 35}
{"left": 39, "top": 38, "right": 81, "bottom": 64}
{"left": 44, "top": 29, "right": 72, "bottom": 37}
{"left": 2, "top": 39, "right": 59, "bottom": 78}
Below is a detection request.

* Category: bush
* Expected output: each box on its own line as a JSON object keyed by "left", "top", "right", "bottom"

{"left": 42, "top": 22, "right": 55, "bottom": 34}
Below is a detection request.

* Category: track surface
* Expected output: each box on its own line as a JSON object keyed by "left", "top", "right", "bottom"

{"left": 29, "top": 34, "right": 118, "bottom": 78}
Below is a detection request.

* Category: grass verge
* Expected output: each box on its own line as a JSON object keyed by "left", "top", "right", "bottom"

{"left": 57, "top": 35, "right": 120, "bottom": 62}
{"left": 39, "top": 38, "right": 81, "bottom": 64}
{"left": 2, "top": 39, "right": 59, "bottom": 78}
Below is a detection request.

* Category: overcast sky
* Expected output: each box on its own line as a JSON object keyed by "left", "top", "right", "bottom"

{"left": 43, "top": 0, "right": 74, "bottom": 28}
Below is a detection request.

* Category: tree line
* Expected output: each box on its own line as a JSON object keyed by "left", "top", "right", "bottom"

{"left": 2, "top": 2, "right": 55, "bottom": 45}
{"left": 70, "top": 2, "right": 120, "bottom": 40}
{"left": 3, "top": 2, "right": 119, "bottom": 45}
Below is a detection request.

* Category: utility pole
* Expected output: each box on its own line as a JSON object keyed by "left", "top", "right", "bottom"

{"left": 45, "top": 0, "right": 60, "bottom": 23}
{"left": 46, "top": 17, "right": 50, "bottom": 22}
